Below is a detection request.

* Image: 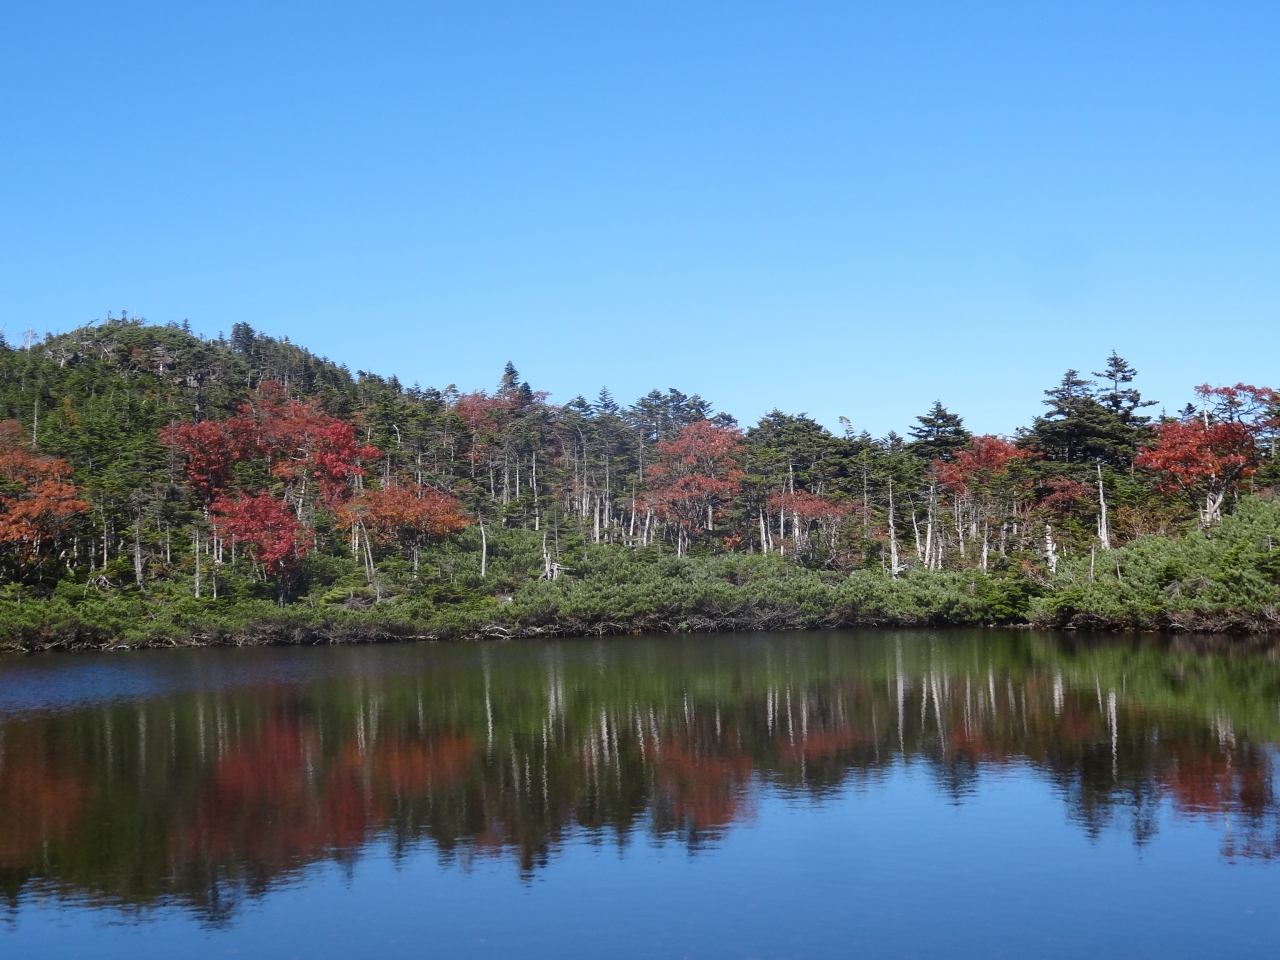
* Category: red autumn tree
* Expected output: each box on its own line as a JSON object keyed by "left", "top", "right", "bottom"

{"left": 0, "top": 421, "right": 90, "bottom": 577}
{"left": 646, "top": 421, "right": 745, "bottom": 556}
{"left": 1137, "top": 384, "right": 1275, "bottom": 525}
{"left": 767, "top": 489, "right": 852, "bottom": 560}
{"left": 164, "top": 381, "right": 379, "bottom": 515}
{"left": 355, "top": 484, "right": 470, "bottom": 574}
{"left": 160, "top": 419, "right": 242, "bottom": 505}
{"left": 211, "top": 492, "right": 310, "bottom": 600}
{"left": 931, "top": 436, "right": 1035, "bottom": 568}
{"left": 1037, "top": 477, "right": 1093, "bottom": 517}
{"left": 310, "top": 420, "right": 381, "bottom": 509}
{"left": 934, "top": 436, "right": 1029, "bottom": 496}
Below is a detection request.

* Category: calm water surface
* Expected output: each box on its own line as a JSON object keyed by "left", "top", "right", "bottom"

{"left": 2, "top": 629, "right": 1279, "bottom": 958}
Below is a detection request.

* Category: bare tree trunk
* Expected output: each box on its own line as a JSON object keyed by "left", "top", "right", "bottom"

{"left": 1096, "top": 463, "right": 1111, "bottom": 549}
{"left": 479, "top": 518, "right": 488, "bottom": 578}
{"left": 1045, "top": 523, "right": 1058, "bottom": 573}
{"left": 923, "top": 488, "right": 935, "bottom": 570}
{"left": 888, "top": 481, "right": 901, "bottom": 578}
{"left": 133, "top": 512, "right": 144, "bottom": 588}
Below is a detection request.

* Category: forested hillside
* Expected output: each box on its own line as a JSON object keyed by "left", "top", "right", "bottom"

{"left": 1, "top": 317, "right": 1277, "bottom": 648}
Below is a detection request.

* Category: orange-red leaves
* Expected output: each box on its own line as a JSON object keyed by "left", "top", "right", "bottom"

{"left": 767, "top": 489, "right": 851, "bottom": 524}
{"left": 211, "top": 492, "right": 311, "bottom": 578}
{"left": 355, "top": 485, "right": 470, "bottom": 545}
{"left": 935, "top": 436, "right": 1029, "bottom": 495}
{"left": 646, "top": 422, "right": 745, "bottom": 537}
{"left": 0, "top": 421, "right": 90, "bottom": 559}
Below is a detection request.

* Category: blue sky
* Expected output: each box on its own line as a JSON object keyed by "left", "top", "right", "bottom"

{"left": 2, "top": 2, "right": 1276, "bottom": 435}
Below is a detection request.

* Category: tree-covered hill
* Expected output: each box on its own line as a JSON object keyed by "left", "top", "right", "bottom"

{"left": 1, "top": 317, "right": 1277, "bottom": 648}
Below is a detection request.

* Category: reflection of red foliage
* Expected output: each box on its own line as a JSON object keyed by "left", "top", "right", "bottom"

{"left": 778, "top": 727, "right": 858, "bottom": 763}
{"left": 179, "top": 720, "right": 384, "bottom": 868}
{"left": 648, "top": 735, "right": 754, "bottom": 832}
{"left": 1164, "top": 754, "right": 1236, "bottom": 815}
{"left": 177, "top": 720, "right": 478, "bottom": 873}
{"left": 373, "top": 734, "right": 475, "bottom": 793}
{"left": 1163, "top": 746, "right": 1272, "bottom": 820}
{"left": 0, "top": 732, "right": 85, "bottom": 869}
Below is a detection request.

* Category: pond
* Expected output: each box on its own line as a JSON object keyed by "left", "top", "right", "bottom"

{"left": 1, "top": 630, "right": 1279, "bottom": 958}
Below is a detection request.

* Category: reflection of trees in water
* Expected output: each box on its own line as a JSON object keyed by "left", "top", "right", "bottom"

{"left": 1, "top": 631, "right": 1279, "bottom": 917}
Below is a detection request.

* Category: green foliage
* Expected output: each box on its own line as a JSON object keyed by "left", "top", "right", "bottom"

{"left": 1034, "top": 496, "right": 1280, "bottom": 628}
{"left": 1, "top": 320, "right": 1276, "bottom": 646}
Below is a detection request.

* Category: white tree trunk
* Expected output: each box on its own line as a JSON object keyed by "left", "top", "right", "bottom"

{"left": 1096, "top": 463, "right": 1111, "bottom": 550}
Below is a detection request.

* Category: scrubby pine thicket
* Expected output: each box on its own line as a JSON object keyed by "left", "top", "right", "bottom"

{"left": 1, "top": 317, "right": 1278, "bottom": 646}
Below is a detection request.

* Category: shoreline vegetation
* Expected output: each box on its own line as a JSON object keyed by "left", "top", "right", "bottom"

{"left": 1, "top": 318, "right": 1278, "bottom": 653}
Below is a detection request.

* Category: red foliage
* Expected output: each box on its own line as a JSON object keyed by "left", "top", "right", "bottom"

{"left": 767, "top": 489, "right": 852, "bottom": 525}
{"left": 310, "top": 420, "right": 381, "bottom": 508}
{"left": 1138, "top": 420, "right": 1253, "bottom": 488}
{"left": 453, "top": 391, "right": 514, "bottom": 433}
{"left": 935, "top": 435, "right": 1029, "bottom": 495}
{"left": 353, "top": 484, "right": 470, "bottom": 546}
{"left": 0, "top": 421, "right": 90, "bottom": 560}
{"left": 211, "top": 492, "right": 311, "bottom": 581}
{"left": 646, "top": 422, "right": 745, "bottom": 550}
{"left": 1038, "top": 477, "right": 1093, "bottom": 516}
{"left": 163, "top": 381, "right": 379, "bottom": 511}
{"left": 1135, "top": 383, "right": 1273, "bottom": 523}
{"left": 161, "top": 419, "right": 241, "bottom": 503}
{"left": 1194, "top": 382, "right": 1275, "bottom": 426}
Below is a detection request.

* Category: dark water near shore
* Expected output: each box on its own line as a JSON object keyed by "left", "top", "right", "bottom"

{"left": 2, "top": 630, "right": 1280, "bottom": 958}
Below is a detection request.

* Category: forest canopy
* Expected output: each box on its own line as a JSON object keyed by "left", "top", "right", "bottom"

{"left": 1, "top": 317, "right": 1277, "bottom": 646}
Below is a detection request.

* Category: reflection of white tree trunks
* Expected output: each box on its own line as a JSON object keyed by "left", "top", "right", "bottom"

{"left": 1108, "top": 689, "right": 1118, "bottom": 779}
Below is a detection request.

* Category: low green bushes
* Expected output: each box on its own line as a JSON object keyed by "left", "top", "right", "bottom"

{"left": 2, "top": 498, "right": 1277, "bottom": 650}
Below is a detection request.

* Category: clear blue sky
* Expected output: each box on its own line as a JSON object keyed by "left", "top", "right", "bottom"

{"left": 2, "top": 2, "right": 1276, "bottom": 436}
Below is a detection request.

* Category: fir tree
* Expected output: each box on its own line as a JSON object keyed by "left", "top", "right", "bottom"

{"left": 908, "top": 401, "right": 970, "bottom": 461}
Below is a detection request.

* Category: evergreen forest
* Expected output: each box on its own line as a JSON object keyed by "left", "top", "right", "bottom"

{"left": 1, "top": 316, "right": 1278, "bottom": 649}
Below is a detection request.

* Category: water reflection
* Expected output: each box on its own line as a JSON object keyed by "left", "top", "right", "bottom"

{"left": 1, "top": 630, "right": 1278, "bottom": 921}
